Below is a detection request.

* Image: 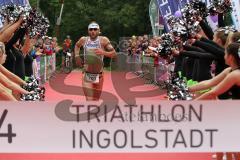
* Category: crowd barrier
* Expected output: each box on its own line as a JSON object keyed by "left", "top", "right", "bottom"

{"left": 118, "top": 37, "right": 171, "bottom": 85}
{"left": 35, "top": 53, "right": 56, "bottom": 85}
{"left": 127, "top": 53, "right": 171, "bottom": 85}
{"left": 34, "top": 50, "right": 170, "bottom": 86}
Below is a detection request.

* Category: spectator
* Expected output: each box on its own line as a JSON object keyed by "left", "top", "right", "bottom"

{"left": 43, "top": 36, "right": 54, "bottom": 79}
{"left": 0, "top": 42, "right": 29, "bottom": 101}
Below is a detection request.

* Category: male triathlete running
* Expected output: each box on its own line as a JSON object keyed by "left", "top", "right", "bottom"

{"left": 74, "top": 22, "right": 116, "bottom": 101}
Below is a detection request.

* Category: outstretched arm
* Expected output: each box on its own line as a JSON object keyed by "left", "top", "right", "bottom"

{"left": 0, "top": 83, "right": 17, "bottom": 101}
{"left": 189, "top": 68, "right": 231, "bottom": 93}
{"left": 196, "top": 71, "right": 239, "bottom": 100}
{"left": 0, "top": 72, "right": 29, "bottom": 94}
{"left": 0, "top": 17, "right": 23, "bottom": 43}
{"left": 0, "top": 22, "right": 12, "bottom": 35}
{"left": 21, "top": 35, "right": 32, "bottom": 56}
{"left": 0, "top": 64, "right": 27, "bottom": 86}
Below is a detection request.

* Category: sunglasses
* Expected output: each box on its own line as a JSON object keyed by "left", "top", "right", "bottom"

{"left": 89, "top": 28, "right": 98, "bottom": 31}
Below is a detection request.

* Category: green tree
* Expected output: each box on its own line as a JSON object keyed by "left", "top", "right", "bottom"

{"left": 29, "top": 0, "right": 152, "bottom": 43}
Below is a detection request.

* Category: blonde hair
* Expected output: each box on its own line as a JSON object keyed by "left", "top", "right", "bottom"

{"left": 225, "top": 31, "right": 234, "bottom": 48}
{"left": 0, "top": 42, "right": 5, "bottom": 55}
{"left": 231, "top": 32, "right": 240, "bottom": 43}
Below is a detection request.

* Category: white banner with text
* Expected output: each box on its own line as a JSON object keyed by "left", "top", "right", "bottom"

{"left": 0, "top": 101, "right": 239, "bottom": 153}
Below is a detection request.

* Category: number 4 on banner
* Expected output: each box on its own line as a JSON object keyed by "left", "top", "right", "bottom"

{"left": 0, "top": 110, "right": 16, "bottom": 144}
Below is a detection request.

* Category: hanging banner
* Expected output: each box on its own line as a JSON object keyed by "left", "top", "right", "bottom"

{"left": 231, "top": 0, "right": 240, "bottom": 30}
{"left": 156, "top": 0, "right": 222, "bottom": 32}
{"left": 0, "top": 0, "right": 29, "bottom": 6}
{"left": 157, "top": 0, "right": 180, "bottom": 31}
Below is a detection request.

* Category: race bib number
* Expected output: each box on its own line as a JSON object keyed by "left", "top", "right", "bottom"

{"left": 84, "top": 73, "right": 100, "bottom": 83}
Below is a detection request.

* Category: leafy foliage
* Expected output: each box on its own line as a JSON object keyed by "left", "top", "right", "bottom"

{"left": 29, "top": 0, "right": 152, "bottom": 43}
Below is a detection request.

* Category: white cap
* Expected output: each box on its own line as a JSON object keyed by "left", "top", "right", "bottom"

{"left": 88, "top": 22, "right": 100, "bottom": 30}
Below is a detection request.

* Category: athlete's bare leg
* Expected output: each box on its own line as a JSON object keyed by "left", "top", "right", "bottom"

{"left": 82, "top": 73, "right": 104, "bottom": 101}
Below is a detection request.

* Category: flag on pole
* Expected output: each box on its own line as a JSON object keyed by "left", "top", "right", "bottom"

{"left": 149, "top": 0, "right": 161, "bottom": 36}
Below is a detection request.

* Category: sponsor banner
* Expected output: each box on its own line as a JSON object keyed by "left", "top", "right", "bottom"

{"left": 157, "top": 0, "right": 180, "bottom": 31}
{"left": 156, "top": 0, "right": 232, "bottom": 32}
{"left": 231, "top": 0, "right": 240, "bottom": 30}
{"left": 0, "top": 0, "right": 29, "bottom": 6}
{"left": 0, "top": 101, "right": 240, "bottom": 153}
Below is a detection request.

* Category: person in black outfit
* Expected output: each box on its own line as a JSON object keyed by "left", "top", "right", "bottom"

{"left": 12, "top": 45, "right": 25, "bottom": 80}
{"left": 174, "top": 17, "right": 217, "bottom": 81}
{"left": 175, "top": 28, "right": 233, "bottom": 101}
{"left": 24, "top": 52, "right": 33, "bottom": 77}
{"left": 22, "top": 35, "right": 35, "bottom": 78}
{"left": 177, "top": 16, "right": 227, "bottom": 81}
{"left": 3, "top": 47, "right": 16, "bottom": 73}
{"left": 180, "top": 47, "right": 217, "bottom": 81}
{"left": 189, "top": 42, "right": 240, "bottom": 100}
{"left": 199, "top": 18, "right": 214, "bottom": 40}
{"left": 0, "top": 42, "right": 30, "bottom": 101}
{"left": 173, "top": 31, "right": 219, "bottom": 82}
{"left": 192, "top": 31, "right": 228, "bottom": 75}
{"left": 4, "top": 28, "right": 27, "bottom": 80}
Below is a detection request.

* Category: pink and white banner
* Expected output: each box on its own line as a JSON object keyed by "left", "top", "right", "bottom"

{"left": 0, "top": 101, "right": 240, "bottom": 153}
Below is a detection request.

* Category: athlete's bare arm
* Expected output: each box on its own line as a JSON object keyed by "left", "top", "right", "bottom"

{"left": 74, "top": 37, "right": 86, "bottom": 67}
{"left": 74, "top": 37, "right": 86, "bottom": 56}
{"left": 95, "top": 37, "right": 116, "bottom": 58}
